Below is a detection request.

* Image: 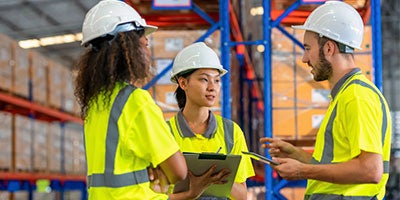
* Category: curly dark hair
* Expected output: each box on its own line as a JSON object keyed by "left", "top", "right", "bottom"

{"left": 74, "top": 29, "right": 149, "bottom": 118}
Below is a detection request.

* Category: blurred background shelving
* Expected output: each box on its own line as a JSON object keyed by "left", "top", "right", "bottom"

{"left": 0, "top": 0, "right": 399, "bottom": 199}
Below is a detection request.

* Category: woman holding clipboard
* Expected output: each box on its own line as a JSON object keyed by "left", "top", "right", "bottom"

{"left": 167, "top": 42, "right": 255, "bottom": 200}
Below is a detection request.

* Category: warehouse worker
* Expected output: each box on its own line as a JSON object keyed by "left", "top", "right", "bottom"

{"left": 74, "top": 0, "right": 187, "bottom": 199}
{"left": 167, "top": 42, "right": 255, "bottom": 200}
{"left": 260, "top": 1, "right": 391, "bottom": 199}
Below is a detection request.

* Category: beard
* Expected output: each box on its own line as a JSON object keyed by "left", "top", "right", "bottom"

{"left": 311, "top": 48, "right": 333, "bottom": 82}
{"left": 312, "top": 57, "right": 332, "bottom": 81}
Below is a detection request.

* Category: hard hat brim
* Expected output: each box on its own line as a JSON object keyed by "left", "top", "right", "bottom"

{"left": 291, "top": 25, "right": 306, "bottom": 30}
{"left": 144, "top": 25, "right": 158, "bottom": 36}
{"left": 170, "top": 67, "right": 228, "bottom": 84}
{"left": 291, "top": 25, "right": 362, "bottom": 50}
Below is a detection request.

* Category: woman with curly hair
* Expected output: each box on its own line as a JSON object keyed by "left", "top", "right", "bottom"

{"left": 74, "top": 1, "right": 187, "bottom": 199}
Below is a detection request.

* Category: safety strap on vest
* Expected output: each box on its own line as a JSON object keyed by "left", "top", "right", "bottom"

{"left": 167, "top": 116, "right": 234, "bottom": 154}
{"left": 87, "top": 85, "right": 149, "bottom": 188}
{"left": 311, "top": 79, "right": 389, "bottom": 174}
{"left": 222, "top": 118, "right": 234, "bottom": 154}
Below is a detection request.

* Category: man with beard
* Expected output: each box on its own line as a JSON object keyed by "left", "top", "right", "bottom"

{"left": 260, "top": 1, "right": 391, "bottom": 199}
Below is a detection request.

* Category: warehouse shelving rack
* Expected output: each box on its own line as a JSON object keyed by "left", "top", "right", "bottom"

{"left": 0, "top": 92, "right": 86, "bottom": 200}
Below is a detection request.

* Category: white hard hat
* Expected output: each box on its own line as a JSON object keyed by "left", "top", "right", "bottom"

{"left": 170, "top": 42, "right": 228, "bottom": 83}
{"left": 292, "top": 1, "right": 364, "bottom": 50}
{"left": 81, "top": 0, "right": 157, "bottom": 46}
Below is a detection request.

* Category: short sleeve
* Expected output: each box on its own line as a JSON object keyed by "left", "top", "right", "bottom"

{"left": 124, "top": 90, "right": 180, "bottom": 167}
{"left": 230, "top": 123, "right": 255, "bottom": 183}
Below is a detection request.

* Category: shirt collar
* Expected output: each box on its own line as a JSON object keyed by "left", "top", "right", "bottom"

{"left": 331, "top": 68, "right": 361, "bottom": 100}
{"left": 176, "top": 110, "right": 217, "bottom": 138}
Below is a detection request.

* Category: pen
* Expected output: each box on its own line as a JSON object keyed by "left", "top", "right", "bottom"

{"left": 216, "top": 147, "right": 222, "bottom": 154}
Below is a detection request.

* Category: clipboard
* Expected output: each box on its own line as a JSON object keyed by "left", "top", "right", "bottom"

{"left": 173, "top": 152, "right": 242, "bottom": 197}
{"left": 242, "top": 151, "right": 279, "bottom": 165}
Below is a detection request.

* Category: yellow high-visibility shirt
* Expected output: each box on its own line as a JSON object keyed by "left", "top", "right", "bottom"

{"left": 85, "top": 82, "right": 180, "bottom": 200}
{"left": 305, "top": 69, "right": 391, "bottom": 200}
{"left": 168, "top": 111, "right": 255, "bottom": 189}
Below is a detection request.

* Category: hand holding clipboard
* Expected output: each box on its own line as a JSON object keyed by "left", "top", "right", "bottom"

{"left": 242, "top": 151, "right": 279, "bottom": 165}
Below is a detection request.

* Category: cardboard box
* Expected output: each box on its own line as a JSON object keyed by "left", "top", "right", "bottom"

{"left": 151, "top": 30, "right": 220, "bottom": 59}
{"left": 30, "top": 51, "right": 48, "bottom": 105}
{"left": 0, "top": 111, "right": 12, "bottom": 170}
{"left": 14, "top": 114, "right": 32, "bottom": 171}
{"left": 62, "top": 69, "right": 76, "bottom": 114}
{"left": 0, "top": 33, "right": 13, "bottom": 92}
{"left": 33, "top": 120, "right": 48, "bottom": 171}
{"left": 12, "top": 44, "right": 30, "bottom": 98}
{"left": 48, "top": 122, "right": 62, "bottom": 173}
{"left": 64, "top": 125, "right": 85, "bottom": 174}
{"left": 273, "top": 108, "right": 326, "bottom": 139}
{"left": 47, "top": 61, "right": 64, "bottom": 109}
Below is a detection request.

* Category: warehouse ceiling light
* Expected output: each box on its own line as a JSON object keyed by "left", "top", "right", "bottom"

{"left": 257, "top": 44, "right": 265, "bottom": 52}
{"left": 18, "top": 33, "right": 82, "bottom": 49}
{"left": 250, "top": 6, "right": 263, "bottom": 16}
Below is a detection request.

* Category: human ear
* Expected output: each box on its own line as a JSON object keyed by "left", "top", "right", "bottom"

{"left": 324, "top": 40, "right": 336, "bottom": 56}
{"left": 178, "top": 77, "right": 187, "bottom": 90}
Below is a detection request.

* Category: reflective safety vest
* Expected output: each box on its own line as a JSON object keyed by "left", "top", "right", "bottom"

{"left": 87, "top": 85, "right": 150, "bottom": 188}
{"left": 166, "top": 111, "right": 234, "bottom": 154}
{"left": 85, "top": 84, "right": 179, "bottom": 199}
{"left": 166, "top": 111, "right": 255, "bottom": 199}
{"left": 305, "top": 69, "right": 391, "bottom": 200}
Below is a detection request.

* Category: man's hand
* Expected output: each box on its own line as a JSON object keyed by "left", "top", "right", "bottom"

{"left": 260, "top": 137, "right": 296, "bottom": 158}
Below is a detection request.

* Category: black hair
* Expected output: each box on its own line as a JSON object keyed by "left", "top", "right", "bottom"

{"left": 174, "top": 69, "right": 197, "bottom": 109}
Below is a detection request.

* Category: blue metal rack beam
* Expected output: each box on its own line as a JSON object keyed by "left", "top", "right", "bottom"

{"left": 263, "top": 1, "right": 274, "bottom": 199}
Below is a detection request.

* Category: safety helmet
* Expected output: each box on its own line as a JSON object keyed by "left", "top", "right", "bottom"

{"left": 292, "top": 1, "right": 364, "bottom": 50}
{"left": 170, "top": 42, "right": 228, "bottom": 83}
{"left": 81, "top": 0, "right": 157, "bottom": 46}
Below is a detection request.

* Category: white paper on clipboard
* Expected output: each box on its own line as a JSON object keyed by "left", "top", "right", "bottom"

{"left": 242, "top": 151, "right": 279, "bottom": 165}
{"left": 173, "top": 152, "right": 241, "bottom": 198}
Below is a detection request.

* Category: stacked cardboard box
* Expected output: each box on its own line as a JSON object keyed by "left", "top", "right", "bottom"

{"left": 33, "top": 120, "right": 48, "bottom": 172}
{"left": 64, "top": 125, "right": 85, "bottom": 175}
{"left": 12, "top": 44, "right": 30, "bottom": 98}
{"left": 48, "top": 122, "right": 62, "bottom": 173}
{"left": 14, "top": 114, "right": 33, "bottom": 171}
{"left": 0, "top": 111, "right": 12, "bottom": 170}
{"left": 30, "top": 51, "right": 48, "bottom": 106}
{"left": 0, "top": 34, "right": 13, "bottom": 92}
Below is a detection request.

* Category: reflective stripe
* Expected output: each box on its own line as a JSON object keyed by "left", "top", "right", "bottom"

{"left": 166, "top": 120, "right": 173, "bottom": 136}
{"left": 88, "top": 169, "right": 148, "bottom": 188}
{"left": 197, "top": 196, "right": 228, "bottom": 200}
{"left": 311, "top": 159, "right": 389, "bottom": 174}
{"left": 313, "top": 79, "right": 390, "bottom": 173}
{"left": 222, "top": 118, "right": 234, "bottom": 154}
{"left": 383, "top": 160, "right": 390, "bottom": 173}
{"left": 304, "top": 194, "right": 377, "bottom": 200}
{"left": 87, "top": 85, "right": 149, "bottom": 187}
{"left": 167, "top": 116, "right": 234, "bottom": 154}
{"left": 320, "top": 104, "right": 337, "bottom": 164}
